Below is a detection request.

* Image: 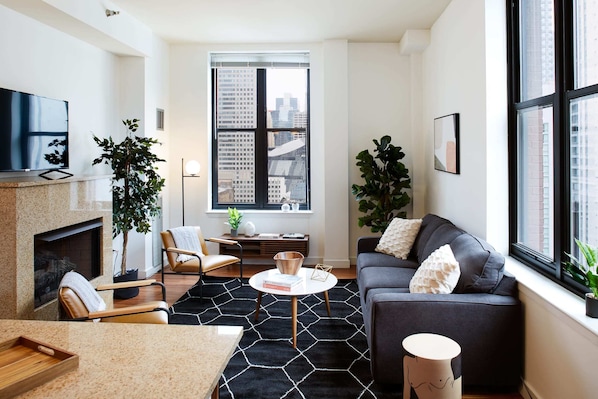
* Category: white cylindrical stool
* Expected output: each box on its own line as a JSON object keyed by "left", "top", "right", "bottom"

{"left": 402, "top": 333, "right": 462, "bottom": 399}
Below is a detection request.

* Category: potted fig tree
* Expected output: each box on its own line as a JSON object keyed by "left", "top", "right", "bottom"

{"left": 93, "top": 119, "right": 165, "bottom": 298}
{"left": 351, "top": 135, "right": 412, "bottom": 233}
{"left": 563, "top": 238, "right": 598, "bottom": 318}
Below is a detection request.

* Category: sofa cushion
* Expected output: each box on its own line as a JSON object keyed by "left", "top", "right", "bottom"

{"left": 419, "top": 222, "right": 464, "bottom": 263}
{"left": 358, "top": 266, "right": 417, "bottom": 302}
{"left": 450, "top": 234, "right": 505, "bottom": 293}
{"left": 356, "top": 252, "right": 419, "bottom": 279}
{"left": 375, "top": 218, "right": 422, "bottom": 259}
{"left": 409, "top": 244, "right": 461, "bottom": 294}
{"left": 410, "top": 214, "right": 454, "bottom": 260}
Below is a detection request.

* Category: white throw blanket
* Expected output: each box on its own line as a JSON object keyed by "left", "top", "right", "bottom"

{"left": 59, "top": 271, "right": 106, "bottom": 321}
{"left": 169, "top": 226, "right": 203, "bottom": 262}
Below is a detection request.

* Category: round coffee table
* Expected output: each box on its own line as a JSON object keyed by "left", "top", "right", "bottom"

{"left": 249, "top": 267, "right": 338, "bottom": 348}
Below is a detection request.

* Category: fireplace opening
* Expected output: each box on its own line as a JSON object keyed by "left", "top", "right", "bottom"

{"left": 34, "top": 219, "right": 102, "bottom": 308}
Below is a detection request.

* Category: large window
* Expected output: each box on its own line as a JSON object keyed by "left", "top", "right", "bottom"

{"left": 508, "top": 0, "right": 598, "bottom": 294}
{"left": 211, "top": 53, "right": 310, "bottom": 210}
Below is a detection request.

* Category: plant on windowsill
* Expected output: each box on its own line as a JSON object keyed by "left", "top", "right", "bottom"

{"left": 227, "top": 207, "right": 243, "bottom": 237}
{"left": 563, "top": 238, "right": 598, "bottom": 318}
{"left": 351, "top": 135, "right": 412, "bottom": 233}
{"left": 92, "top": 119, "right": 166, "bottom": 299}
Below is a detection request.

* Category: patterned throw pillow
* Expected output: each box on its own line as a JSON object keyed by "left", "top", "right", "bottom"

{"left": 409, "top": 244, "right": 461, "bottom": 294}
{"left": 375, "top": 218, "right": 423, "bottom": 259}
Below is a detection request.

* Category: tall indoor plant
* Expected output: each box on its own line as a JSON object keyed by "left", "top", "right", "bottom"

{"left": 351, "top": 135, "right": 411, "bottom": 233}
{"left": 93, "top": 119, "right": 165, "bottom": 298}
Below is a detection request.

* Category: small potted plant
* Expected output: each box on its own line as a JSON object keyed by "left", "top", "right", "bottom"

{"left": 227, "top": 207, "right": 243, "bottom": 237}
{"left": 93, "top": 119, "right": 165, "bottom": 298}
{"left": 563, "top": 238, "right": 598, "bottom": 318}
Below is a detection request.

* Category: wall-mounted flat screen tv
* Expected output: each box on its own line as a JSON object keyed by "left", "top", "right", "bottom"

{"left": 0, "top": 87, "right": 69, "bottom": 173}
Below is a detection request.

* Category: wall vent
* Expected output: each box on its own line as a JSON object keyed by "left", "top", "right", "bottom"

{"left": 156, "top": 108, "right": 164, "bottom": 130}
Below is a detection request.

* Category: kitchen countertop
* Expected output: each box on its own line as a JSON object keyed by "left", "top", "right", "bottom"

{"left": 0, "top": 319, "right": 242, "bottom": 398}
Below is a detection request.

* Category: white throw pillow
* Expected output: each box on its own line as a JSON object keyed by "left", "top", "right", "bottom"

{"left": 375, "top": 218, "right": 422, "bottom": 259}
{"left": 409, "top": 244, "right": 461, "bottom": 294}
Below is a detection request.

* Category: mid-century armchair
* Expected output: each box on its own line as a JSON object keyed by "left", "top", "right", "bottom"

{"left": 160, "top": 226, "right": 243, "bottom": 298}
{"left": 58, "top": 271, "right": 169, "bottom": 324}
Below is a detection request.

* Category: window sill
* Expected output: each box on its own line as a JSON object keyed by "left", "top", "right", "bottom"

{"left": 206, "top": 209, "right": 314, "bottom": 216}
{"left": 505, "top": 256, "right": 598, "bottom": 341}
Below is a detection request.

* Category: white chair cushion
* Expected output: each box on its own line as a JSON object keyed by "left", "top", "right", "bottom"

{"left": 169, "top": 226, "right": 203, "bottom": 262}
{"left": 375, "top": 218, "right": 422, "bottom": 259}
{"left": 409, "top": 244, "right": 461, "bottom": 294}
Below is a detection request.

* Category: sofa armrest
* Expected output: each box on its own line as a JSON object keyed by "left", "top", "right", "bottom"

{"left": 365, "top": 292, "right": 522, "bottom": 388}
{"left": 357, "top": 236, "right": 380, "bottom": 254}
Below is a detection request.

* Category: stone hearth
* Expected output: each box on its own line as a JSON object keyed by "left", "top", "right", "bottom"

{"left": 0, "top": 175, "right": 113, "bottom": 320}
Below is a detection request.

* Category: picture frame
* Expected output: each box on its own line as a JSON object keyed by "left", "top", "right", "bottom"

{"left": 434, "top": 113, "right": 460, "bottom": 174}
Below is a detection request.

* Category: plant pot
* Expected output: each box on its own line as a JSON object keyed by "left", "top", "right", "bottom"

{"left": 230, "top": 229, "right": 238, "bottom": 237}
{"left": 586, "top": 293, "right": 598, "bottom": 318}
{"left": 113, "top": 269, "right": 139, "bottom": 299}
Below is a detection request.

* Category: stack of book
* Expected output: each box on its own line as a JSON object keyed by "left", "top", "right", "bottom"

{"left": 262, "top": 273, "right": 303, "bottom": 291}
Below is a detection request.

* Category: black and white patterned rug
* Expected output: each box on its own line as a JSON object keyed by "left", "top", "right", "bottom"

{"left": 169, "top": 277, "right": 399, "bottom": 399}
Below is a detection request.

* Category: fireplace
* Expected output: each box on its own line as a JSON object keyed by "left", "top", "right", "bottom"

{"left": 0, "top": 175, "right": 113, "bottom": 320}
{"left": 34, "top": 219, "right": 102, "bottom": 308}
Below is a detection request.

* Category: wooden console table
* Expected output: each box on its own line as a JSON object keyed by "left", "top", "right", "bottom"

{"left": 218, "top": 234, "right": 309, "bottom": 261}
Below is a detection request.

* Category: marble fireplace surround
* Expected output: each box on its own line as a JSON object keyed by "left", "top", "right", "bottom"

{"left": 0, "top": 175, "right": 113, "bottom": 320}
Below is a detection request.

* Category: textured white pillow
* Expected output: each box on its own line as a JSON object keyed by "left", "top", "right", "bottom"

{"left": 409, "top": 244, "right": 461, "bottom": 294}
{"left": 375, "top": 218, "right": 422, "bottom": 259}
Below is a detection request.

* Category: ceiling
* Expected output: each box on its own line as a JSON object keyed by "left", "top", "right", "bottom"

{"left": 110, "top": 0, "right": 452, "bottom": 44}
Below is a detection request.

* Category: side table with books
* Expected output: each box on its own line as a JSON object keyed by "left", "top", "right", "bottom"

{"left": 248, "top": 267, "right": 337, "bottom": 348}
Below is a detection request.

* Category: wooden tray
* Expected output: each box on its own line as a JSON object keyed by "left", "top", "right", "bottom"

{"left": 0, "top": 336, "right": 79, "bottom": 398}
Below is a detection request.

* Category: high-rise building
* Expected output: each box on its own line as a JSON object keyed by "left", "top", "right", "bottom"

{"left": 216, "top": 69, "right": 256, "bottom": 129}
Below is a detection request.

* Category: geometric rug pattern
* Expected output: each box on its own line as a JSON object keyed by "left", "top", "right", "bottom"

{"left": 169, "top": 277, "right": 399, "bottom": 398}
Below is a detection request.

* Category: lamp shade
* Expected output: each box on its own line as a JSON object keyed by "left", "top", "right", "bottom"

{"left": 185, "top": 160, "right": 201, "bottom": 176}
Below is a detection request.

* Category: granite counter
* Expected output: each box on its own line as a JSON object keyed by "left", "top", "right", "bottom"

{"left": 0, "top": 319, "right": 242, "bottom": 398}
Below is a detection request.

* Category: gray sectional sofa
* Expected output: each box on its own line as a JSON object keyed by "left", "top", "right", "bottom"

{"left": 357, "top": 214, "right": 522, "bottom": 390}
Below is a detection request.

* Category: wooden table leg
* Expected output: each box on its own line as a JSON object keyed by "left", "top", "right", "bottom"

{"left": 324, "top": 290, "right": 331, "bottom": 317}
{"left": 254, "top": 291, "right": 262, "bottom": 321}
{"left": 291, "top": 296, "right": 298, "bottom": 349}
{"left": 211, "top": 383, "right": 219, "bottom": 399}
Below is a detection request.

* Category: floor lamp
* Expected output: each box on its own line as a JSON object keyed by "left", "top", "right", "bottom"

{"left": 181, "top": 158, "right": 201, "bottom": 225}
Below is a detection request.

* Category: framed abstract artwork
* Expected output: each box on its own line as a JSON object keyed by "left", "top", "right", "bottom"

{"left": 434, "top": 113, "right": 460, "bottom": 174}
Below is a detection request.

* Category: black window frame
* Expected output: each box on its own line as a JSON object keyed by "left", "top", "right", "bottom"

{"left": 507, "top": 0, "right": 598, "bottom": 297}
{"left": 211, "top": 67, "right": 311, "bottom": 211}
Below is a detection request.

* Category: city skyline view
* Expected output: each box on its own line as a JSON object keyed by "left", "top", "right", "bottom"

{"left": 215, "top": 67, "right": 309, "bottom": 207}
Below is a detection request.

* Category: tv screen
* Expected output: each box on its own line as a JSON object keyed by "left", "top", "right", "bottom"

{"left": 0, "top": 87, "right": 69, "bottom": 172}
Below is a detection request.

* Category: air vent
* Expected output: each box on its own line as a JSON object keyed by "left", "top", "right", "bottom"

{"left": 156, "top": 108, "right": 164, "bottom": 130}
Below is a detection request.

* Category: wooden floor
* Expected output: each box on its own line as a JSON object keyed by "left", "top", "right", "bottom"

{"left": 115, "top": 264, "right": 523, "bottom": 399}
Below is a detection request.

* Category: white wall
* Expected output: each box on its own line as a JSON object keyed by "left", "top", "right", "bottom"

{"left": 422, "top": 0, "right": 489, "bottom": 239}
{"left": 348, "top": 42, "right": 413, "bottom": 257}
{"left": 0, "top": 4, "right": 119, "bottom": 178}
